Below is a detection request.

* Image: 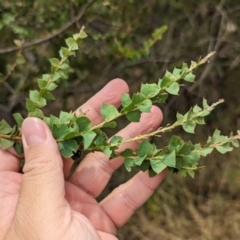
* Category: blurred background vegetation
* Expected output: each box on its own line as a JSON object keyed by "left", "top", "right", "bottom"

{"left": 1, "top": 0, "right": 240, "bottom": 239}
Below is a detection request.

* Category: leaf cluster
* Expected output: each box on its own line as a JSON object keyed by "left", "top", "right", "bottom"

{"left": 0, "top": 31, "right": 239, "bottom": 178}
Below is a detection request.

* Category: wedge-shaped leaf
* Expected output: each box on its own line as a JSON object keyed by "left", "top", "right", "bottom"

{"left": 183, "top": 152, "right": 200, "bottom": 165}
{"left": 216, "top": 144, "right": 233, "bottom": 154}
{"left": 102, "top": 121, "right": 117, "bottom": 128}
{"left": 58, "top": 139, "right": 78, "bottom": 158}
{"left": 166, "top": 82, "right": 180, "bottom": 95}
{"left": 137, "top": 140, "right": 153, "bottom": 157}
{"left": 140, "top": 83, "right": 159, "bottom": 97}
{"left": 83, "top": 131, "right": 96, "bottom": 149}
{"left": 134, "top": 155, "right": 147, "bottom": 166}
{"left": 42, "top": 92, "right": 55, "bottom": 101}
{"left": 187, "top": 169, "right": 195, "bottom": 178}
{"left": 151, "top": 160, "right": 167, "bottom": 174}
{"left": 121, "top": 93, "right": 132, "bottom": 107}
{"left": 162, "top": 151, "right": 176, "bottom": 167}
{"left": 203, "top": 98, "right": 210, "bottom": 109}
{"left": 0, "top": 138, "right": 14, "bottom": 150}
{"left": 65, "top": 37, "right": 78, "bottom": 50}
{"left": 160, "top": 76, "right": 172, "bottom": 88}
{"left": 59, "top": 111, "right": 72, "bottom": 123}
{"left": 29, "top": 90, "right": 40, "bottom": 102}
{"left": 232, "top": 140, "right": 239, "bottom": 148}
{"left": 103, "top": 147, "right": 112, "bottom": 156}
{"left": 59, "top": 47, "right": 71, "bottom": 58}
{"left": 38, "top": 79, "right": 48, "bottom": 89}
{"left": 101, "top": 103, "right": 119, "bottom": 120}
{"left": 76, "top": 116, "right": 91, "bottom": 132}
{"left": 183, "top": 120, "right": 196, "bottom": 134}
{"left": 173, "top": 68, "right": 181, "bottom": 77}
{"left": 126, "top": 110, "right": 141, "bottom": 122}
{"left": 168, "top": 135, "right": 184, "bottom": 152}
{"left": 195, "top": 117, "right": 205, "bottom": 125}
{"left": 138, "top": 99, "right": 152, "bottom": 113}
{"left": 14, "top": 142, "right": 23, "bottom": 155}
{"left": 12, "top": 113, "right": 23, "bottom": 127}
{"left": 139, "top": 160, "right": 150, "bottom": 172}
{"left": 0, "top": 119, "right": 12, "bottom": 134}
{"left": 184, "top": 72, "right": 195, "bottom": 82}
{"left": 132, "top": 93, "right": 146, "bottom": 105}
{"left": 52, "top": 124, "right": 69, "bottom": 140}
{"left": 110, "top": 136, "right": 123, "bottom": 144}
{"left": 193, "top": 105, "right": 202, "bottom": 113}
{"left": 200, "top": 148, "right": 213, "bottom": 157}
{"left": 31, "top": 109, "right": 44, "bottom": 118}
{"left": 47, "top": 82, "right": 58, "bottom": 91}
{"left": 49, "top": 58, "right": 60, "bottom": 67}
{"left": 120, "top": 148, "right": 133, "bottom": 157}
{"left": 124, "top": 158, "right": 135, "bottom": 172}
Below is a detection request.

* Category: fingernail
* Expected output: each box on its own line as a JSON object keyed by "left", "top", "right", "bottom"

{"left": 22, "top": 118, "right": 47, "bottom": 147}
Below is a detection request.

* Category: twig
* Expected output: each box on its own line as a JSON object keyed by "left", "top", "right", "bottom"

{"left": 0, "top": 0, "right": 95, "bottom": 55}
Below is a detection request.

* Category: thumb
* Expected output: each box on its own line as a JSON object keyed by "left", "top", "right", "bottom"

{"left": 15, "top": 118, "right": 66, "bottom": 228}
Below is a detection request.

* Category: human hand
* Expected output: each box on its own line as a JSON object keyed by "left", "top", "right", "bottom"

{"left": 0, "top": 79, "right": 167, "bottom": 240}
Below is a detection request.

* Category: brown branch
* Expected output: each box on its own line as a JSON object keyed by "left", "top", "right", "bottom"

{"left": 0, "top": 0, "right": 96, "bottom": 55}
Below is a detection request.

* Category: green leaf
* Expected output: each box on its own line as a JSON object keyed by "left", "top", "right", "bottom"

{"left": 193, "top": 105, "right": 202, "bottom": 113}
{"left": 52, "top": 124, "right": 69, "bottom": 140}
{"left": 47, "top": 82, "right": 58, "bottom": 91}
{"left": 110, "top": 136, "right": 123, "bottom": 144}
{"left": 0, "top": 138, "right": 14, "bottom": 150}
{"left": 13, "top": 141, "right": 23, "bottom": 155}
{"left": 83, "top": 131, "right": 97, "bottom": 149}
{"left": 168, "top": 135, "right": 184, "bottom": 152}
{"left": 38, "top": 79, "right": 48, "bottom": 89}
{"left": 173, "top": 68, "right": 181, "bottom": 77}
{"left": 0, "top": 119, "right": 12, "bottom": 134}
{"left": 138, "top": 99, "right": 152, "bottom": 113}
{"left": 13, "top": 113, "right": 24, "bottom": 127}
{"left": 166, "top": 82, "right": 180, "bottom": 95}
{"left": 29, "top": 90, "right": 40, "bottom": 102}
{"left": 199, "top": 110, "right": 210, "bottom": 117}
{"left": 49, "top": 58, "right": 60, "bottom": 67}
{"left": 76, "top": 116, "right": 92, "bottom": 132}
{"left": 134, "top": 155, "right": 147, "bottom": 166}
{"left": 232, "top": 140, "right": 239, "bottom": 148}
{"left": 183, "top": 152, "right": 200, "bottom": 165}
{"left": 184, "top": 72, "right": 195, "bottom": 82}
{"left": 121, "top": 93, "right": 132, "bottom": 107}
{"left": 162, "top": 151, "right": 176, "bottom": 167}
{"left": 30, "top": 109, "right": 44, "bottom": 118}
{"left": 187, "top": 169, "right": 195, "bottom": 178}
{"left": 140, "top": 83, "right": 159, "bottom": 97}
{"left": 183, "top": 120, "right": 196, "bottom": 134}
{"left": 216, "top": 144, "right": 233, "bottom": 154}
{"left": 126, "top": 110, "right": 141, "bottom": 122}
{"left": 139, "top": 161, "right": 150, "bottom": 172}
{"left": 102, "top": 121, "right": 117, "bottom": 128}
{"left": 124, "top": 158, "right": 135, "bottom": 172}
{"left": 160, "top": 76, "right": 172, "bottom": 88}
{"left": 137, "top": 140, "right": 153, "bottom": 157}
{"left": 101, "top": 103, "right": 119, "bottom": 120}
{"left": 132, "top": 93, "right": 146, "bottom": 105}
{"left": 58, "top": 139, "right": 78, "bottom": 158}
{"left": 65, "top": 37, "right": 78, "bottom": 50}
{"left": 103, "top": 147, "right": 112, "bottom": 156}
{"left": 59, "top": 47, "right": 70, "bottom": 58}
{"left": 42, "top": 92, "right": 55, "bottom": 101}
{"left": 200, "top": 148, "right": 213, "bottom": 156}
{"left": 151, "top": 160, "right": 167, "bottom": 174}
{"left": 195, "top": 117, "right": 205, "bottom": 125}
{"left": 203, "top": 99, "right": 210, "bottom": 109}
{"left": 120, "top": 148, "right": 133, "bottom": 157}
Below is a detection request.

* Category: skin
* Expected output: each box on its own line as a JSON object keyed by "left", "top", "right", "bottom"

{"left": 0, "top": 79, "right": 167, "bottom": 240}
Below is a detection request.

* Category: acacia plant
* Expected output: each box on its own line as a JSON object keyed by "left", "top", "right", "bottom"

{"left": 0, "top": 28, "right": 239, "bottom": 178}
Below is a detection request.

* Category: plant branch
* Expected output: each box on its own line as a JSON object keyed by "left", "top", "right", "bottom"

{"left": 0, "top": 0, "right": 95, "bottom": 55}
